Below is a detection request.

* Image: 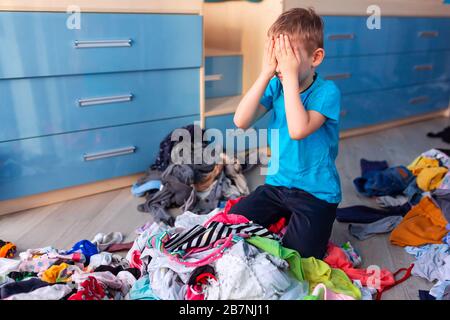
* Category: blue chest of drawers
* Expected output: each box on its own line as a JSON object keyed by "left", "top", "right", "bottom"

{"left": 318, "top": 16, "right": 450, "bottom": 131}
{"left": 0, "top": 12, "right": 202, "bottom": 201}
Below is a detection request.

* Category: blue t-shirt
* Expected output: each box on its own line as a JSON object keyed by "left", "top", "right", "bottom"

{"left": 260, "top": 74, "right": 342, "bottom": 204}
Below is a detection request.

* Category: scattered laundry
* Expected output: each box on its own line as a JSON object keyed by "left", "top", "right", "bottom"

{"left": 0, "top": 240, "right": 16, "bottom": 259}
{"left": 349, "top": 216, "right": 403, "bottom": 240}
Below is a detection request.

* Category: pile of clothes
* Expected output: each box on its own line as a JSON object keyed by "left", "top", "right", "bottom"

{"left": 1, "top": 200, "right": 393, "bottom": 300}
{"left": 131, "top": 124, "right": 255, "bottom": 226}
{"left": 339, "top": 148, "right": 450, "bottom": 300}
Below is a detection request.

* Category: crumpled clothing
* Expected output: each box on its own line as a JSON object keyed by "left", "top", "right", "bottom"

{"left": 150, "top": 268, "right": 187, "bottom": 300}
{"left": 407, "top": 156, "right": 440, "bottom": 176}
{"left": 68, "top": 276, "right": 106, "bottom": 300}
{"left": 205, "top": 240, "right": 304, "bottom": 300}
{"left": 353, "top": 166, "right": 414, "bottom": 197}
{"left": 324, "top": 243, "right": 395, "bottom": 291}
{"left": 390, "top": 197, "right": 448, "bottom": 246}
{"left": 431, "top": 188, "right": 450, "bottom": 223}
{"left": 0, "top": 241, "right": 16, "bottom": 258}
{"left": 404, "top": 244, "right": 450, "bottom": 282}
{"left": 246, "top": 236, "right": 361, "bottom": 299}
{"left": 5, "top": 284, "right": 72, "bottom": 300}
{"left": 306, "top": 283, "right": 355, "bottom": 300}
{"left": 416, "top": 167, "right": 448, "bottom": 191}
{"left": 129, "top": 276, "right": 160, "bottom": 300}
{"left": 421, "top": 149, "right": 450, "bottom": 169}
{"left": 64, "top": 240, "right": 98, "bottom": 263}
{"left": 429, "top": 280, "right": 450, "bottom": 300}
{"left": 174, "top": 208, "right": 220, "bottom": 230}
{"left": 0, "top": 278, "right": 50, "bottom": 299}
{"left": 39, "top": 263, "right": 81, "bottom": 283}
{"left": 0, "top": 258, "right": 21, "bottom": 277}
{"left": 72, "top": 271, "right": 125, "bottom": 292}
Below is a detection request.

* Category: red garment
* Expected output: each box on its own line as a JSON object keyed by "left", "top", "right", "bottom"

{"left": 204, "top": 197, "right": 250, "bottom": 227}
{"left": 185, "top": 272, "right": 217, "bottom": 300}
{"left": 68, "top": 276, "right": 106, "bottom": 300}
{"left": 268, "top": 217, "right": 287, "bottom": 234}
{"left": 324, "top": 243, "right": 395, "bottom": 290}
{"left": 129, "top": 250, "right": 143, "bottom": 270}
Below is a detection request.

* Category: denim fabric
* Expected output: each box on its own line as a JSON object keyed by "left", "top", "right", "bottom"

{"left": 353, "top": 166, "right": 414, "bottom": 197}
{"left": 360, "top": 159, "right": 389, "bottom": 176}
{"left": 403, "top": 179, "right": 423, "bottom": 205}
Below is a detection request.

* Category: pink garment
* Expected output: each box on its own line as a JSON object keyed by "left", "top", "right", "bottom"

{"left": 203, "top": 198, "right": 249, "bottom": 227}
{"left": 324, "top": 243, "right": 395, "bottom": 290}
{"left": 312, "top": 283, "right": 355, "bottom": 300}
{"left": 129, "top": 250, "right": 143, "bottom": 271}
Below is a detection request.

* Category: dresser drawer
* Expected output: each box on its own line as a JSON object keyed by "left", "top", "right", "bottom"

{"left": 0, "top": 116, "right": 199, "bottom": 200}
{"left": 205, "top": 56, "right": 243, "bottom": 98}
{"left": 205, "top": 112, "right": 271, "bottom": 151}
{"left": 319, "top": 51, "right": 450, "bottom": 94}
{"left": 0, "top": 69, "right": 200, "bottom": 142}
{"left": 0, "top": 12, "right": 202, "bottom": 79}
{"left": 340, "top": 82, "right": 450, "bottom": 130}
{"left": 323, "top": 16, "right": 450, "bottom": 57}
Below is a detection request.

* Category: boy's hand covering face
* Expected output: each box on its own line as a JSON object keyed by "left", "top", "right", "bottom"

{"left": 275, "top": 34, "right": 302, "bottom": 80}
{"left": 261, "top": 36, "right": 277, "bottom": 77}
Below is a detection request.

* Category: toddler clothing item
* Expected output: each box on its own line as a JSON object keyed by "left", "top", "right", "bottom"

{"left": 129, "top": 276, "right": 160, "bottom": 300}
{"left": 40, "top": 263, "right": 75, "bottom": 283}
{"left": 376, "top": 195, "right": 409, "bottom": 208}
{"left": 390, "top": 197, "right": 448, "bottom": 246}
{"left": 308, "top": 283, "right": 355, "bottom": 300}
{"left": 0, "top": 241, "right": 16, "bottom": 258}
{"left": 360, "top": 159, "right": 389, "bottom": 176}
{"left": 230, "top": 184, "right": 337, "bottom": 259}
{"left": 407, "top": 156, "right": 440, "bottom": 175}
{"left": 260, "top": 74, "right": 342, "bottom": 204}
{"left": 416, "top": 167, "right": 448, "bottom": 191}
{"left": 336, "top": 204, "right": 410, "bottom": 224}
{"left": 68, "top": 276, "right": 106, "bottom": 300}
{"left": 349, "top": 216, "right": 403, "bottom": 240}
{"left": 0, "top": 278, "right": 50, "bottom": 299}
{"left": 64, "top": 240, "right": 98, "bottom": 263}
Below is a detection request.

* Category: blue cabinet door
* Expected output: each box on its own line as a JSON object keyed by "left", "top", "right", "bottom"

{"left": 205, "top": 56, "right": 243, "bottom": 98}
{"left": 0, "top": 69, "right": 200, "bottom": 141}
{"left": 319, "top": 50, "right": 450, "bottom": 94}
{"left": 0, "top": 116, "right": 199, "bottom": 200}
{"left": 0, "top": 12, "right": 203, "bottom": 79}
{"left": 323, "top": 16, "right": 450, "bottom": 57}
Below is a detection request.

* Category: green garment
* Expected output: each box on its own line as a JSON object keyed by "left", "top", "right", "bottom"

{"left": 246, "top": 236, "right": 304, "bottom": 281}
{"left": 246, "top": 236, "right": 361, "bottom": 299}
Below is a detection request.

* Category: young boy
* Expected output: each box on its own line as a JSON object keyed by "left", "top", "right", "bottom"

{"left": 231, "top": 8, "right": 341, "bottom": 259}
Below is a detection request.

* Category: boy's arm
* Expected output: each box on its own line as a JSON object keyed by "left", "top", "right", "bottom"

{"left": 234, "top": 37, "right": 277, "bottom": 129}
{"left": 276, "top": 35, "right": 326, "bottom": 140}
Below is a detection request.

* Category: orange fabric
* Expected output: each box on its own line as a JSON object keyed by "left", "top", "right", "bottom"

{"left": 0, "top": 242, "right": 16, "bottom": 258}
{"left": 390, "top": 197, "right": 449, "bottom": 247}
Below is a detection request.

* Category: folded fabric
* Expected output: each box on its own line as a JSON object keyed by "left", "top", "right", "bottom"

{"left": 5, "top": 284, "right": 72, "bottom": 300}
{"left": 0, "top": 278, "right": 50, "bottom": 299}
{"left": 336, "top": 204, "right": 410, "bottom": 224}
{"left": 349, "top": 216, "right": 403, "bottom": 241}
{"left": 353, "top": 166, "right": 413, "bottom": 197}
{"left": 324, "top": 243, "right": 395, "bottom": 291}
{"left": 407, "top": 156, "right": 440, "bottom": 176}
{"left": 390, "top": 197, "right": 449, "bottom": 246}
{"left": 416, "top": 167, "right": 448, "bottom": 191}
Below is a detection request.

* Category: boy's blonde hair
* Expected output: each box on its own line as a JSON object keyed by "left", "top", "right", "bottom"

{"left": 268, "top": 8, "right": 324, "bottom": 55}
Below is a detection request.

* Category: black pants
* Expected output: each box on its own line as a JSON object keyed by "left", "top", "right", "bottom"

{"left": 229, "top": 184, "right": 337, "bottom": 259}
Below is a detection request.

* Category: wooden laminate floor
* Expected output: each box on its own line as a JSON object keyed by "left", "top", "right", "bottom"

{"left": 1, "top": 117, "right": 449, "bottom": 300}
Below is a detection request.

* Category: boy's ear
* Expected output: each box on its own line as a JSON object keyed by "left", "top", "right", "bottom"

{"left": 311, "top": 48, "right": 325, "bottom": 68}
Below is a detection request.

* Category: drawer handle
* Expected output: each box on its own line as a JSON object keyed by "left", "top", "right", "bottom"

{"left": 84, "top": 146, "right": 136, "bottom": 161}
{"left": 74, "top": 39, "right": 132, "bottom": 48}
{"left": 418, "top": 31, "right": 439, "bottom": 38}
{"left": 324, "top": 73, "right": 351, "bottom": 80}
{"left": 328, "top": 33, "right": 355, "bottom": 41}
{"left": 78, "top": 94, "right": 133, "bottom": 107}
{"left": 414, "top": 64, "right": 433, "bottom": 71}
{"left": 409, "top": 96, "right": 429, "bottom": 105}
{"left": 205, "top": 74, "right": 224, "bottom": 82}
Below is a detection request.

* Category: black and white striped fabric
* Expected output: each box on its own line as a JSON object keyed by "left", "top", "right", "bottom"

{"left": 164, "top": 221, "right": 275, "bottom": 252}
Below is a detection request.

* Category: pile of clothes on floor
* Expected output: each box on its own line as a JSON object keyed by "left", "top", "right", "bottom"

{"left": 131, "top": 124, "right": 255, "bottom": 226}
{"left": 338, "top": 148, "right": 450, "bottom": 300}
{"left": 1, "top": 200, "right": 393, "bottom": 300}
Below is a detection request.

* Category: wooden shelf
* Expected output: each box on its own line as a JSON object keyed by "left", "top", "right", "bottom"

{"left": 0, "top": 0, "right": 203, "bottom": 14}
{"left": 205, "top": 47, "right": 243, "bottom": 57}
{"left": 205, "top": 95, "right": 242, "bottom": 117}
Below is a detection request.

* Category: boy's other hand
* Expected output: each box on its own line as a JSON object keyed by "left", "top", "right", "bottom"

{"left": 275, "top": 34, "right": 301, "bottom": 82}
{"left": 261, "top": 36, "right": 277, "bottom": 79}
